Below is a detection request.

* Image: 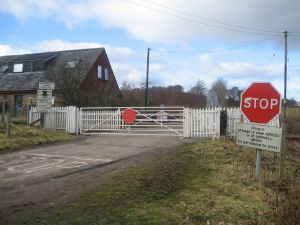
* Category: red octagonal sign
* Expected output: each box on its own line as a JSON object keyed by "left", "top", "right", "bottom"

{"left": 240, "top": 82, "right": 281, "bottom": 124}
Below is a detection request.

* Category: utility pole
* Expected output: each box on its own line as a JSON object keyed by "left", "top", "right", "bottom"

{"left": 145, "top": 47, "right": 150, "bottom": 107}
{"left": 283, "top": 31, "right": 288, "bottom": 119}
{"left": 280, "top": 31, "right": 288, "bottom": 179}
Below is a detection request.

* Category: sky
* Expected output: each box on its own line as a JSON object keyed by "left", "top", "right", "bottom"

{"left": 0, "top": 0, "right": 300, "bottom": 101}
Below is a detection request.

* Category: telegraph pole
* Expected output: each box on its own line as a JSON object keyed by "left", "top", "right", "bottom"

{"left": 280, "top": 31, "right": 288, "bottom": 179}
{"left": 283, "top": 31, "right": 288, "bottom": 119}
{"left": 145, "top": 47, "right": 150, "bottom": 107}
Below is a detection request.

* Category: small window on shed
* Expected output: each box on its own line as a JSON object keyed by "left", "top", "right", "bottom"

{"left": 104, "top": 67, "right": 109, "bottom": 80}
{"left": 98, "top": 65, "right": 102, "bottom": 79}
{"left": 0, "top": 65, "right": 8, "bottom": 73}
{"left": 13, "top": 63, "right": 23, "bottom": 73}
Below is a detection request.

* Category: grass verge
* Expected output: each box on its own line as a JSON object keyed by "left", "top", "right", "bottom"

{"left": 0, "top": 125, "right": 75, "bottom": 153}
{"left": 4, "top": 139, "right": 273, "bottom": 225}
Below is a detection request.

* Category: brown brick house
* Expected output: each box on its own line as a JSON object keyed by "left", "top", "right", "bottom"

{"left": 0, "top": 48, "right": 121, "bottom": 117}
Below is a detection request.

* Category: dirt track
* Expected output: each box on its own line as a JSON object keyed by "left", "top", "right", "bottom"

{"left": 0, "top": 135, "right": 186, "bottom": 219}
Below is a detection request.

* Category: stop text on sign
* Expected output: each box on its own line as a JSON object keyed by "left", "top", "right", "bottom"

{"left": 240, "top": 82, "right": 281, "bottom": 124}
{"left": 243, "top": 97, "right": 279, "bottom": 109}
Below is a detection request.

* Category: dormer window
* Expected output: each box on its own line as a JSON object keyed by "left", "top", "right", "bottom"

{"left": 65, "top": 61, "right": 80, "bottom": 69}
{"left": 13, "top": 63, "right": 23, "bottom": 73}
{"left": 0, "top": 65, "right": 8, "bottom": 73}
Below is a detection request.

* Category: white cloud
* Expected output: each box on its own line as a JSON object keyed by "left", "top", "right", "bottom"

{"left": 33, "top": 39, "right": 102, "bottom": 52}
{"left": 217, "top": 62, "right": 259, "bottom": 77}
{"left": 1, "top": 0, "right": 300, "bottom": 45}
{"left": 0, "top": 44, "right": 31, "bottom": 56}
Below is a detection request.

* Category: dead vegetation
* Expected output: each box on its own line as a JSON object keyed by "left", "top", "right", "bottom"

{"left": 233, "top": 136, "right": 300, "bottom": 225}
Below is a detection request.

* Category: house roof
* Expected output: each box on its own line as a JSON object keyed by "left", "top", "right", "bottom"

{"left": 0, "top": 48, "right": 104, "bottom": 92}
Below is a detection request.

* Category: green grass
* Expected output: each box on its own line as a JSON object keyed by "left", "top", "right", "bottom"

{"left": 286, "top": 106, "right": 300, "bottom": 118}
{"left": 4, "top": 139, "right": 273, "bottom": 225}
{"left": 0, "top": 124, "right": 75, "bottom": 153}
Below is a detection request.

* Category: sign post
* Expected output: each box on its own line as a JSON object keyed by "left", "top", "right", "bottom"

{"left": 238, "top": 82, "right": 281, "bottom": 180}
{"left": 37, "top": 82, "right": 55, "bottom": 128}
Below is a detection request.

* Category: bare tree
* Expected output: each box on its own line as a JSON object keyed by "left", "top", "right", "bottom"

{"left": 190, "top": 79, "right": 207, "bottom": 96}
{"left": 211, "top": 78, "right": 227, "bottom": 107}
{"left": 120, "top": 80, "right": 144, "bottom": 106}
{"left": 119, "top": 83, "right": 206, "bottom": 107}
{"left": 227, "top": 86, "right": 242, "bottom": 107}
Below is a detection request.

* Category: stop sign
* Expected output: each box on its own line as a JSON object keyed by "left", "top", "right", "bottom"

{"left": 240, "top": 82, "right": 281, "bottom": 124}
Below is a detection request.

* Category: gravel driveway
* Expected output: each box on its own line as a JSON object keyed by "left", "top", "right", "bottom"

{"left": 0, "top": 134, "right": 183, "bottom": 218}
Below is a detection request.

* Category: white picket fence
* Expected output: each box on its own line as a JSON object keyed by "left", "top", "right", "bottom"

{"left": 28, "top": 106, "right": 280, "bottom": 138}
{"left": 184, "top": 108, "right": 221, "bottom": 138}
{"left": 28, "top": 106, "right": 79, "bottom": 134}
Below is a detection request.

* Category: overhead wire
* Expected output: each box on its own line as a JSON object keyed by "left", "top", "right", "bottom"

{"left": 151, "top": 34, "right": 281, "bottom": 55}
{"left": 124, "top": 0, "right": 281, "bottom": 36}
{"left": 140, "top": 0, "right": 280, "bottom": 34}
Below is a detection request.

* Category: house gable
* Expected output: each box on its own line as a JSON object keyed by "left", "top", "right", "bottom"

{"left": 80, "top": 49, "right": 121, "bottom": 97}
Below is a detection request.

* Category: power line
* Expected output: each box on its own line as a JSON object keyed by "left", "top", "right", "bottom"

{"left": 140, "top": 0, "right": 279, "bottom": 34}
{"left": 151, "top": 34, "right": 281, "bottom": 55}
{"left": 124, "top": 0, "right": 281, "bottom": 36}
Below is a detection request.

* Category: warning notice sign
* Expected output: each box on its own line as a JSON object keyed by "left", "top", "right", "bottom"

{"left": 236, "top": 123, "right": 282, "bottom": 153}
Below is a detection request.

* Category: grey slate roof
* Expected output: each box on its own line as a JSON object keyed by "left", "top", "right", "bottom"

{"left": 0, "top": 48, "right": 104, "bottom": 92}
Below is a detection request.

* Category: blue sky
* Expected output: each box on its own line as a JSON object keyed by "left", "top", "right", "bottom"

{"left": 0, "top": 0, "right": 300, "bottom": 101}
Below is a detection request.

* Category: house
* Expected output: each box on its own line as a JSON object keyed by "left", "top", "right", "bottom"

{"left": 0, "top": 48, "right": 121, "bottom": 117}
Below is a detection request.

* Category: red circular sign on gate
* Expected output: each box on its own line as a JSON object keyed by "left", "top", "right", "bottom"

{"left": 122, "top": 108, "right": 136, "bottom": 124}
{"left": 240, "top": 82, "right": 281, "bottom": 124}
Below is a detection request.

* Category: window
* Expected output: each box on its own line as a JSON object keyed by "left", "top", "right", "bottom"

{"left": 65, "top": 61, "right": 79, "bottom": 69}
{"left": 104, "top": 67, "right": 109, "bottom": 80}
{"left": 13, "top": 63, "right": 23, "bottom": 73}
{"left": 0, "top": 65, "right": 8, "bottom": 73}
{"left": 97, "top": 65, "right": 102, "bottom": 79}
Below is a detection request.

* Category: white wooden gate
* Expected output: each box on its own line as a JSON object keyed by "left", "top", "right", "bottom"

{"left": 80, "top": 107, "right": 184, "bottom": 136}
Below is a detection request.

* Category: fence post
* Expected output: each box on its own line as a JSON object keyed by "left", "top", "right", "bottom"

{"left": 216, "top": 107, "right": 221, "bottom": 139}
{"left": 66, "top": 106, "right": 70, "bottom": 133}
{"left": 6, "top": 110, "right": 11, "bottom": 138}
{"left": 79, "top": 108, "right": 82, "bottom": 134}
{"left": 183, "top": 108, "right": 190, "bottom": 137}
{"left": 40, "top": 113, "right": 45, "bottom": 128}
{"left": 1, "top": 99, "right": 5, "bottom": 124}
